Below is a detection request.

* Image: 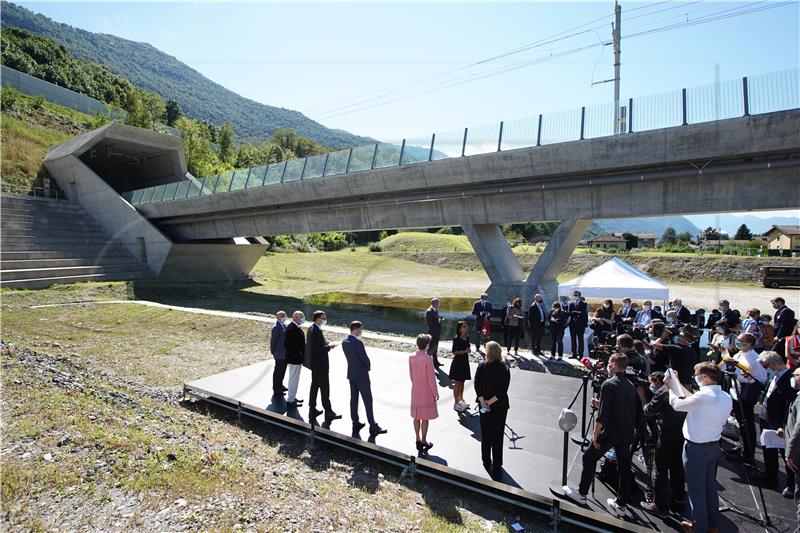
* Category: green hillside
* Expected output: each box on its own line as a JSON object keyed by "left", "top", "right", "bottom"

{"left": 1, "top": 1, "right": 372, "bottom": 148}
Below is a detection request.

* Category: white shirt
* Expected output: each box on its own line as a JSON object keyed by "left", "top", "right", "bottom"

{"left": 734, "top": 348, "right": 768, "bottom": 386}
{"left": 670, "top": 384, "right": 732, "bottom": 443}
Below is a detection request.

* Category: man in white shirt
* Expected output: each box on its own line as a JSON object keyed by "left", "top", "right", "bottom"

{"left": 725, "top": 332, "right": 768, "bottom": 463}
{"left": 664, "top": 362, "right": 731, "bottom": 533}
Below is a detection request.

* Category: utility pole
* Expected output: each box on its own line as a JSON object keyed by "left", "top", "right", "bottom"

{"left": 612, "top": 0, "right": 621, "bottom": 134}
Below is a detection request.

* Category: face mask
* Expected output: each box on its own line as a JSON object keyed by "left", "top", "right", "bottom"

{"left": 694, "top": 376, "right": 703, "bottom": 387}
{"left": 648, "top": 334, "right": 655, "bottom": 341}
{"left": 623, "top": 303, "right": 630, "bottom": 309}
{"left": 481, "top": 298, "right": 487, "bottom": 303}
{"left": 649, "top": 386, "right": 659, "bottom": 394}
{"left": 607, "top": 366, "right": 614, "bottom": 377}
{"left": 299, "top": 318, "right": 306, "bottom": 325}
{"left": 536, "top": 298, "right": 543, "bottom": 303}
{"left": 354, "top": 331, "right": 362, "bottom": 338}
{"left": 792, "top": 377, "right": 799, "bottom": 389}
{"left": 735, "top": 341, "right": 746, "bottom": 350}
{"left": 604, "top": 304, "right": 610, "bottom": 309}
{"left": 644, "top": 305, "right": 651, "bottom": 311}
{"left": 667, "top": 317, "right": 674, "bottom": 324}
{"left": 716, "top": 327, "right": 725, "bottom": 334}
{"left": 766, "top": 369, "right": 776, "bottom": 378}
{"left": 673, "top": 335, "right": 680, "bottom": 343}
{"left": 320, "top": 319, "right": 327, "bottom": 327}
{"left": 773, "top": 303, "right": 781, "bottom": 309}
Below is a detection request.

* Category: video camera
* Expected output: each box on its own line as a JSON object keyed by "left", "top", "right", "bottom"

{"left": 618, "top": 324, "right": 648, "bottom": 341}
{"left": 579, "top": 357, "right": 608, "bottom": 395}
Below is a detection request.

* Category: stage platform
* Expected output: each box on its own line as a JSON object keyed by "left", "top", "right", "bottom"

{"left": 184, "top": 346, "right": 795, "bottom": 532}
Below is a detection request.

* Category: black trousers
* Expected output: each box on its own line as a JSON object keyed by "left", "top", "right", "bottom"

{"left": 654, "top": 437, "right": 686, "bottom": 510}
{"left": 732, "top": 396, "right": 757, "bottom": 459}
{"left": 272, "top": 359, "right": 287, "bottom": 393}
{"left": 551, "top": 326, "right": 565, "bottom": 357}
{"left": 349, "top": 378, "right": 376, "bottom": 426}
{"left": 427, "top": 332, "right": 441, "bottom": 365}
{"left": 506, "top": 325, "right": 521, "bottom": 351}
{"left": 578, "top": 439, "right": 633, "bottom": 506}
{"left": 530, "top": 326, "right": 544, "bottom": 354}
{"left": 479, "top": 407, "right": 508, "bottom": 467}
{"left": 569, "top": 325, "right": 585, "bottom": 358}
{"left": 761, "top": 418, "right": 796, "bottom": 487}
{"left": 309, "top": 370, "right": 333, "bottom": 414}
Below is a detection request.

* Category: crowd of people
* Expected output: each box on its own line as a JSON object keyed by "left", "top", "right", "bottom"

{"left": 269, "top": 292, "right": 800, "bottom": 530}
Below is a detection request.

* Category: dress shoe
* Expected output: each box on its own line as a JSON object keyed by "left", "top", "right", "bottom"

{"left": 309, "top": 408, "right": 323, "bottom": 418}
{"left": 273, "top": 389, "right": 286, "bottom": 395}
{"left": 423, "top": 441, "right": 433, "bottom": 451}
{"left": 325, "top": 412, "right": 342, "bottom": 422}
{"left": 281, "top": 386, "right": 288, "bottom": 392}
{"left": 640, "top": 501, "right": 666, "bottom": 517}
{"left": 491, "top": 466, "right": 503, "bottom": 479}
{"left": 369, "top": 424, "right": 387, "bottom": 436}
{"left": 783, "top": 487, "right": 795, "bottom": 498}
{"left": 286, "top": 401, "right": 301, "bottom": 408}
{"left": 681, "top": 519, "right": 694, "bottom": 533}
{"left": 352, "top": 421, "right": 366, "bottom": 432}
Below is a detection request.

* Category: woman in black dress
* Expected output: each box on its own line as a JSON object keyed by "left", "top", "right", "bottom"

{"left": 450, "top": 321, "right": 472, "bottom": 412}
{"left": 475, "top": 341, "right": 511, "bottom": 479}
{"left": 549, "top": 301, "right": 569, "bottom": 360}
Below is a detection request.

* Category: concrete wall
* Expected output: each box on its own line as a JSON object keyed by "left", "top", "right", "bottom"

{"left": 2, "top": 65, "right": 126, "bottom": 119}
{"left": 158, "top": 243, "right": 267, "bottom": 281}
{"left": 138, "top": 109, "right": 800, "bottom": 240}
{"left": 43, "top": 154, "right": 174, "bottom": 275}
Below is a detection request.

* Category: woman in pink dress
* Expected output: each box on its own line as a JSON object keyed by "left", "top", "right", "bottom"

{"left": 409, "top": 334, "right": 439, "bottom": 455}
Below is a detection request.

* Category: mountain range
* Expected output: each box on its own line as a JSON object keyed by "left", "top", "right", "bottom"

{"left": 0, "top": 1, "right": 372, "bottom": 148}
{"left": 686, "top": 213, "right": 799, "bottom": 236}
{"left": 593, "top": 216, "right": 701, "bottom": 239}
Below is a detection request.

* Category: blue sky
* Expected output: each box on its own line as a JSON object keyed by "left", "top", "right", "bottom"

{"left": 14, "top": 1, "right": 800, "bottom": 222}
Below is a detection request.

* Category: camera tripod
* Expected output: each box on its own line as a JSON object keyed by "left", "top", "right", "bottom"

{"left": 720, "top": 370, "right": 772, "bottom": 528}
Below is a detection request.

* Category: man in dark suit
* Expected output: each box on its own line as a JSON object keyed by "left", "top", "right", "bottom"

{"left": 528, "top": 293, "right": 546, "bottom": 355}
{"left": 758, "top": 350, "right": 798, "bottom": 489}
{"left": 617, "top": 298, "right": 636, "bottom": 331}
{"left": 342, "top": 321, "right": 387, "bottom": 436}
{"left": 425, "top": 298, "right": 443, "bottom": 368}
{"left": 472, "top": 293, "right": 493, "bottom": 352}
{"left": 567, "top": 291, "right": 589, "bottom": 359}
{"left": 283, "top": 311, "right": 306, "bottom": 408}
{"left": 772, "top": 297, "right": 797, "bottom": 358}
{"left": 718, "top": 299, "right": 741, "bottom": 331}
{"left": 270, "top": 310, "right": 289, "bottom": 396}
{"left": 307, "top": 310, "right": 341, "bottom": 422}
{"left": 672, "top": 299, "right": 692, "bottom": 325}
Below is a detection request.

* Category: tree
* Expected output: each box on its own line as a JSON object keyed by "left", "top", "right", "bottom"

{"left": 661, "top": 227, "right": 677, "bottom": 245}
{"left": 700, "top": 226, "right": 721, "bottom": 241}
{"left": 124, "top": 87, "right": 165, "bottom": 130}
{"left": 175, "top": 117, "right": 221, "bottom": 178}
{"left": 676, "top": 231, "right": 693, "bottom": 244}
{"left": 621, "top": 232, "right": 639, "bottom": 250}
{"left": 165, "top": 99, "right": 182, "bottom": 126}
{"left": 217, "top": 123, "right": 235, "bottom": 163}
{"left": 734, "top": 224, "right": 753, "bottom": 240}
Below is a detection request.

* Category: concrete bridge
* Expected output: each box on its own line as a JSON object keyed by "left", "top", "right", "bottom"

{"left": 44, "top": 88, "right": 800, "bottom": 303}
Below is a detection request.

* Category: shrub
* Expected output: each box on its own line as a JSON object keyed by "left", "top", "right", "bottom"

{"left": 1, "top": 87, "right": 20, "bottom": 111}
{"left": 31, "top": 95, "right": 45, "bottom": 109}
{"left": 368, "top": 242, "right": 382, "bottom": 252}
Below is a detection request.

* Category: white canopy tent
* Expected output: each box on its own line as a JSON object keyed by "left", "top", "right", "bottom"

{"left": 557, "top": 257, "right": 669, "bottom": 302}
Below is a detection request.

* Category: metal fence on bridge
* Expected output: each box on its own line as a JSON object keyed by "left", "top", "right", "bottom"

{"left": 124, "top": 68, "right": 799, "bottom": 207}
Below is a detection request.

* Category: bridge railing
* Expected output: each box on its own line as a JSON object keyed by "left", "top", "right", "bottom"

{"left": 123, "top": 68, "right": 799, "bottom": 207}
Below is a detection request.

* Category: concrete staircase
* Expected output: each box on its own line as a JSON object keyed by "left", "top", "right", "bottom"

{"left": 1, "top": 194, "right": 151, "bottom": 289}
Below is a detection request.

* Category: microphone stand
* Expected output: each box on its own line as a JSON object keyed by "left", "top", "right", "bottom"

{"left": 719, "top": 370, "right": 772, "bottom": 527}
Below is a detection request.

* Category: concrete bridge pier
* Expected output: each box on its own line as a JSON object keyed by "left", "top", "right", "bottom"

{"left": 463, "top": 219, "right": 591, "bottom": 307}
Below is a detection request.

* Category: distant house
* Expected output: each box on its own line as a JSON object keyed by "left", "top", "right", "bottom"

{"left": 528, "top": 235, "right": 551, "bottom": 245}
{"left": 765, "top": 225, "right": 800, "bottom": 252}
{"left": 611, "top": 232, "right": 656, "bottom": 248}
{"left": 587, "top": 234, "right": 626, "bottom": 250}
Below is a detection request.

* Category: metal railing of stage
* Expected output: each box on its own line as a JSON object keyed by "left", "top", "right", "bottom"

{"left": 183, "top": 381, "right": 653, "bottom": 533}
{"left": 125, "top": 68, "right": 798, "bottom": 208}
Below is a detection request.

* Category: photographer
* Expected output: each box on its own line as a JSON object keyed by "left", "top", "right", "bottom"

{"left": 641, "top": 371, "right": 686, "bottom": 517}
{"left": 724, "top": 333, "right": 768, "bottom": 464}
{"left": 664, "top": 364, "right": 732, "bottom": 533}
{"left": 569, "top": 353, "right": 639, "bottom": 518}
{"left": 651, "top": 324, "right": 698, "bottom": 389}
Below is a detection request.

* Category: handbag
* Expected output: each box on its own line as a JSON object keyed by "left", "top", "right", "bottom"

{"left": 481, "top": 318, "right": 491, "bottom": 337}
